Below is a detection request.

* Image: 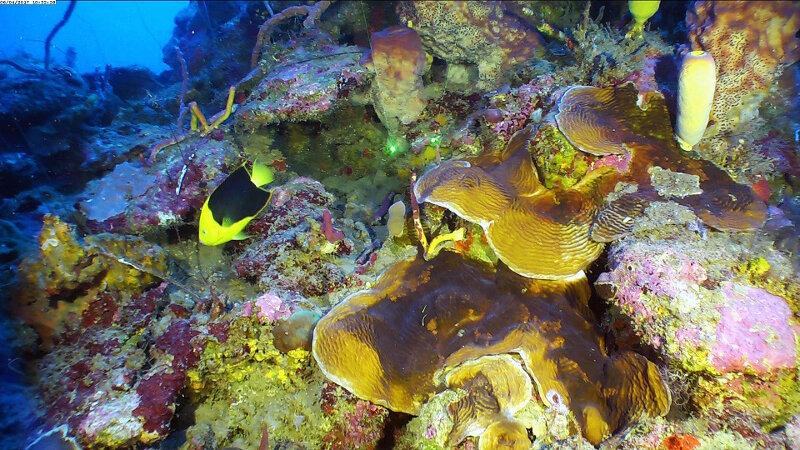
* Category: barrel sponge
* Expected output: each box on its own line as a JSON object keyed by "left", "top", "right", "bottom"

{"left": 311, "top": 251, "right": 671, "bottom": 445}
{"left": 686, "top": 0, "right": 800, "bottom": 135}
{"left": 369, "top": 25, "right": 427, "bottom": 127}
{"left": 675, "top": 51, "right": 716, "bottom": 150}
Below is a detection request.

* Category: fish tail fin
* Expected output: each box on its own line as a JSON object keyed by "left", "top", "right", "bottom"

{"left": 250, "top": 161, "right": 274, "bottom": 188}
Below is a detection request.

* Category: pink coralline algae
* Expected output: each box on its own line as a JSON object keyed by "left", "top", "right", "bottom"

{"left": 243, "top": 292, "right": 292, "bottom": 322}
{"left": 710, "top": 283, "right": 799, "bottom": 374}
{"left": 236, "top": 42, "right": 369, "bottom": 133}
{"left": 486, "top": 76, "right": 553, "bottom": 140}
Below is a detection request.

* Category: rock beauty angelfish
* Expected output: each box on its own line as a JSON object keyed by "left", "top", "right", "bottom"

{"left": 198, "top": 162, "right": 274, "bottom": 246}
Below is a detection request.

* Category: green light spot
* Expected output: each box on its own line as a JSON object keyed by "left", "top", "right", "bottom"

{"left": 389, "top": 145, "right": 397, "bottom": 154}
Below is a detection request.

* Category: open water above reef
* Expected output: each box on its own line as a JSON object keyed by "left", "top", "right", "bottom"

{"left": 1, "top": 1, "right": 800, "bottom": 449}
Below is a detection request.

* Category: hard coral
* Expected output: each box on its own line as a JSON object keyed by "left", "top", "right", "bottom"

{"left": 397, "top": 1, "right": 544, "bottom": 90}
{"left": 312, "top": 251, "right": 671, "bottom": 445}
{"left": 686, "top": 0, "right": 800, "bottom": 136}
{"left": 414, "top": 126, "right": 617, "bottom": 280}
{"left": 555, "top": 83, "right": 767, "bottom": 240}
{"left": 14, "top": 215, "right": 168, "bottom": 345}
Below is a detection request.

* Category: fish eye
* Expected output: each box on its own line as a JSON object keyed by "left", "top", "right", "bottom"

{"left": 202, "top": 229, "right": 207, "bottom": 235}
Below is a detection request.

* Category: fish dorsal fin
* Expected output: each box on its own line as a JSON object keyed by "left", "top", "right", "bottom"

{"left": 250, "top": 161, "right": 274, "bottom": 188}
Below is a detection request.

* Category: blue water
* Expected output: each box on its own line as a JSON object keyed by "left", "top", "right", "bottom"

{"left": 0, "top": 1, "right": 186, "bottom": 74}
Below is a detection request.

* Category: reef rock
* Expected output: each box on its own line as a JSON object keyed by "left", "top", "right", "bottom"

{"left": 596, "top": 201, "right": 800, "bottom": 429}
{"left": 397, "top": 1, "right": 544, "bottom": 90}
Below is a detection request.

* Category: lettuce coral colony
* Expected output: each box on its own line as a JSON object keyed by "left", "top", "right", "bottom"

{"left": 312, "top": 251, "right": 671, "bottom": 445}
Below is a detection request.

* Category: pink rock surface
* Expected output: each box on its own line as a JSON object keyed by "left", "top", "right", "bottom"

{"left": 710, "top": 283, "right": 799, "bottom": 374}
{"left": 243, "top": 292, "right": 292, "bottom": 322}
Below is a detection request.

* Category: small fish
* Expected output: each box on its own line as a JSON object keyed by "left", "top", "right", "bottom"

{"left": 198, "top": 162, "right": 274, "bottom": 246}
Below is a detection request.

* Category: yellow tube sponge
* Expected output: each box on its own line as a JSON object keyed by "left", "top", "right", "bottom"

{"left": 675, "top": 51, "right": 716, "bottom": 151}
{"left": 627, "top": 0, "right": 660, "bottom": 37}
{"left": 630, "top": 0, "right": 660, "bottom": 25}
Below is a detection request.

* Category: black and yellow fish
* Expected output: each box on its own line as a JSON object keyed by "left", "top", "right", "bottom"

{"left": 198, "top": 162, "right": 274, "bottom": 246}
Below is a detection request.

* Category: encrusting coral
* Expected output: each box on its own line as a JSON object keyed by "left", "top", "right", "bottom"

{"left": 686, "top": 0, "right": 800, "bottom": 138}
{"left": 14, "top": 214, "right": 168, "bottom": 346}
{"left": 312, "top": 251, "right": 671, "bottom": 445}
{"left": 413, "top": 126, "right": 618, "bottom": 280}
{"left": 397, "top": 1, "right": 544, "bottom": 90}
{"left": 555, "top": 83, "right": 767, "bottom": 241}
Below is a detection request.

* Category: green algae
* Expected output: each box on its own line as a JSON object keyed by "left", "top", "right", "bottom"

{"left": 531, "top": 123, "right": 591, "bottom": 189}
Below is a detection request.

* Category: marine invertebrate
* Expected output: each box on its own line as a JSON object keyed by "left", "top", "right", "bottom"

{"left": 414, "top": 126, "right": 617, "bottom": 279}
{"left": 364, "top": 25, "right": 427, "bottom": 134}
{"left": 555, "top": 83, "right": 766, "bottom": 240}
{"left": 686, "top": 0, "right": 800, "bottom": 137}
{"left": 148, "top": 86, "right": 237, "bottom": 163}
{"left": 312, "top": 251, "right": 671, "bottom": 445}
{"left": 250, "top": 0, "right": 334, "bottom": 68}
{"left": 627, "top": 0, "right": 660, "bottom": 37}
{"left": 397, "top": 1, "right": 544, "bottom": 90}
{"left": 386, "top": 200, "right": 406, "bottom": 237}
{"left": 14, "top": 215, "right": 168, "bottom": 345}
{"left": 675, "top": 51, "right": 716, "bottom": 150}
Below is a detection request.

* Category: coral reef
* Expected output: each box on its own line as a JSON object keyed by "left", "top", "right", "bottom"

{"left": 79, "top": 136, "right": 238, "bottom": 234}
{"left": 235, "top": 38, "right": 370, "bottom": 133}
{"left": 596, "top": 200, "right": 800, "bottom": 431}
{"left": 397, "top": 1, "right": 544, "bottom": 90}
{"left": 686, "top": 1, "right": 800, "bottom": 137}
{"left": 313, "top": 251, "right": 670, "bottom": 445}
{"left": 235, "top": 178, "right": 363, "bottom": 301}
{"left": 13, "top": 215, "right": 168, "bottom": 345}
{"left": 414, "top": 126, "right": 617, "bottom": 279}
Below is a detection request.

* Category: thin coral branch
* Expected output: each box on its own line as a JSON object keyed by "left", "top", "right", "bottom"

{"left": 44, "top": 0, "right": 77, "bottom": 70}
{"left": 250, "top": 0, "right": 334, "bottom": 68}
{"left": 93, "top": 245, "right": 205, "bottom": 302}
{"left": 410, "top": 172, "right": 429, "bottom": 251}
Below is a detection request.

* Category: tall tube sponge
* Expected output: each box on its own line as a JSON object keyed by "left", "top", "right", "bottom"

{"left": 675, "top": 51, "right": 716, "bottom": 151}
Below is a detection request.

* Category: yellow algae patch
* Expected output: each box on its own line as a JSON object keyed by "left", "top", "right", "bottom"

{"left": 312, "top": 252, "right": 671, "bottom": 445}
{"left": 414, "top": 127, "right": 618, "bottom": 280}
